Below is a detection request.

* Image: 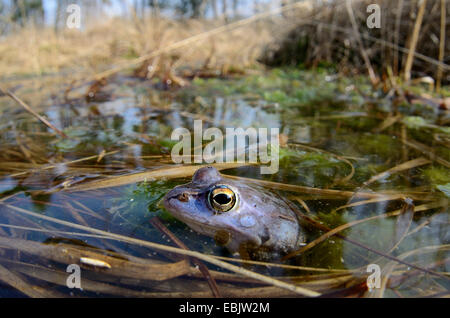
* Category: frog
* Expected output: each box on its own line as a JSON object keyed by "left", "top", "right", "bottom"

{"left": 162, "top": 166, "right": 306, "bottom": 259}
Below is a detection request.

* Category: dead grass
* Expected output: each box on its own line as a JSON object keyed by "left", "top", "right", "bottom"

{"left": 0, "top": 17, "right": 274, "bottom": 79}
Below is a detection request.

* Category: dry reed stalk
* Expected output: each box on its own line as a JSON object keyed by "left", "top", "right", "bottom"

{"left": 394, "top": 0, "right": 405, "bottom": 76}
{"left": 0, "top": 223, "right": 112, "bottom": 240}
{"left": 66, "top": 162, "right": 251, "bottom": 192}
{"left": 385, "top": 200, "right": 415, "bottom": 253}
{"left": 293, "top": 197, "right": 311, "bottom": 214}
{"left": 211, "top": 255, "right": 353, "bottom": 273}
{"left": 149, "top": 217, "right": 222, "bottom": 297}
{"left": 2, "top": 259, "right": 166, "bottom": 297}
{"left": 399, "top": 137, "right": 450, "bottom": 168}
{"left": 436, "top": 0, "right": 446, "bottom": 92}
{"left": 0, "top": 236, "right": 191, "bottom": 281}
{"left": 9, "top": 196, "right": 107, "bottom": 222}
{"left": 374, "top": 114, "right": 403, "bottom": 133}
{"left": 0, "top": 263, "right": 57, "bottom": 298}
{"left": 362, "top": 157, "right": 431, "bottom": 187}
{"left": 223, "top": 174, "right": 435, "bottom": 201}
{"left": 333, "top": 195, "right": 406, "bottom": 213}
{"left": 0, "top": 87, "right": 68, "bottom": 138}
{"left": 345, "top": 0, "right": 378, "bottom": 86}
{"left": 0, "top": 203, "right": 321, "bottom": 297}
{"left": 7, "top": 150, "right": 119, "bottom": 178}
{"left": 403, "top": 0, "right": 428, "bottom": 82}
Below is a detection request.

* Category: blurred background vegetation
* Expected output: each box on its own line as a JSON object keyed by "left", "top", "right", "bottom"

{"left": 0, "top": 0, "right": 448, "bottom": 91}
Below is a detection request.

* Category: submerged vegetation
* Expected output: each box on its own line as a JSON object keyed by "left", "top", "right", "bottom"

{"left": 0, "top": 65, "right": 448, "bottom": 298}
{"left": 0, "top": 0, "right": 449, "bottom": 298}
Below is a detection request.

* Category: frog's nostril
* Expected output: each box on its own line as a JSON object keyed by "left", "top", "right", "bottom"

{"left": 177, "top": 193, "right": 189, "bottom": 202}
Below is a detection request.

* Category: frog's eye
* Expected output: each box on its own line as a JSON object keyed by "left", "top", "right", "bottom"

{"left": 208, "top": 185, "right": 237, "bottom": 213}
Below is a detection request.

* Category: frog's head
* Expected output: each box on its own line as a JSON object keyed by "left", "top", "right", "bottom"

{"left": 162, "top": 166, "right": 262, "bottom": 250}
{"left": 162, "top": 166, "right": 302, "bottom": 255}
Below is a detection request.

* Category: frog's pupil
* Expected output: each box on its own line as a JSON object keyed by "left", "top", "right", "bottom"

{"left": 214, "top": 193, "right": 231, "bottom": 205}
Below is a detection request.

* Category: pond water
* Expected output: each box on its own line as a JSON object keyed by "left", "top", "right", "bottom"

{"left": 0, "top": 69, "right": 448, "bottom": 297}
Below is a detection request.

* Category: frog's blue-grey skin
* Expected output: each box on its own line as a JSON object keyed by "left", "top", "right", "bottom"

{"left": 163, "top": 166, "right": 305, "bottom": 257}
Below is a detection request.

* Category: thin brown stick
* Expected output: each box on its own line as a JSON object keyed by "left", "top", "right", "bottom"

{"left": 362, "top": 157, "right": 431, "bottom": 187}
{"left": 334, "top": 195, "right": 405, "bottom": 213}
{"left": 403, "top": 0, "right": 427, "bottom": 82}
{"left": 399, "top": 137, "right": 450, "bottom": 168}
{"left": 0, "top": 86, "right": 68, "bottom": 138}
{"left": 224, "top": 174, "right": 435, "bottom": 201}
{"left": 345, "top": 0, "right": 378, "bottom": 86}
{"left": 436, "top": 0, "right": 446, "bottom": 92}
{"left": 0, "top": 263, "right": 55, "bottom": 297}
{"left": 394, "top": 0, "right": 405, "bottom": 75}
{"left": 7, "top": 150, "right": 120, "bottom": 178}
{"left": 67, "top": 162, "right": 250, "bottom": 192}
{"left": 149, "top": 217, "right": 222, "bottom": 298}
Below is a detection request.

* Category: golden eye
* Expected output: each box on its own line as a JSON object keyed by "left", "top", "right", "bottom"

{"left": 208, "top": 185, "right": 237, "bottom": 213}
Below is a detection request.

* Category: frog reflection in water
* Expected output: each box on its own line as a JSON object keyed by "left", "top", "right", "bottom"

{"left": 163, "top": 166, "right": 305, "bottom": 259}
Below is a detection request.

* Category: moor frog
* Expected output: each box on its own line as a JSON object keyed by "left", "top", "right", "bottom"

{"left": 163, "top": 166, "right": 305, "bottom": 259}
